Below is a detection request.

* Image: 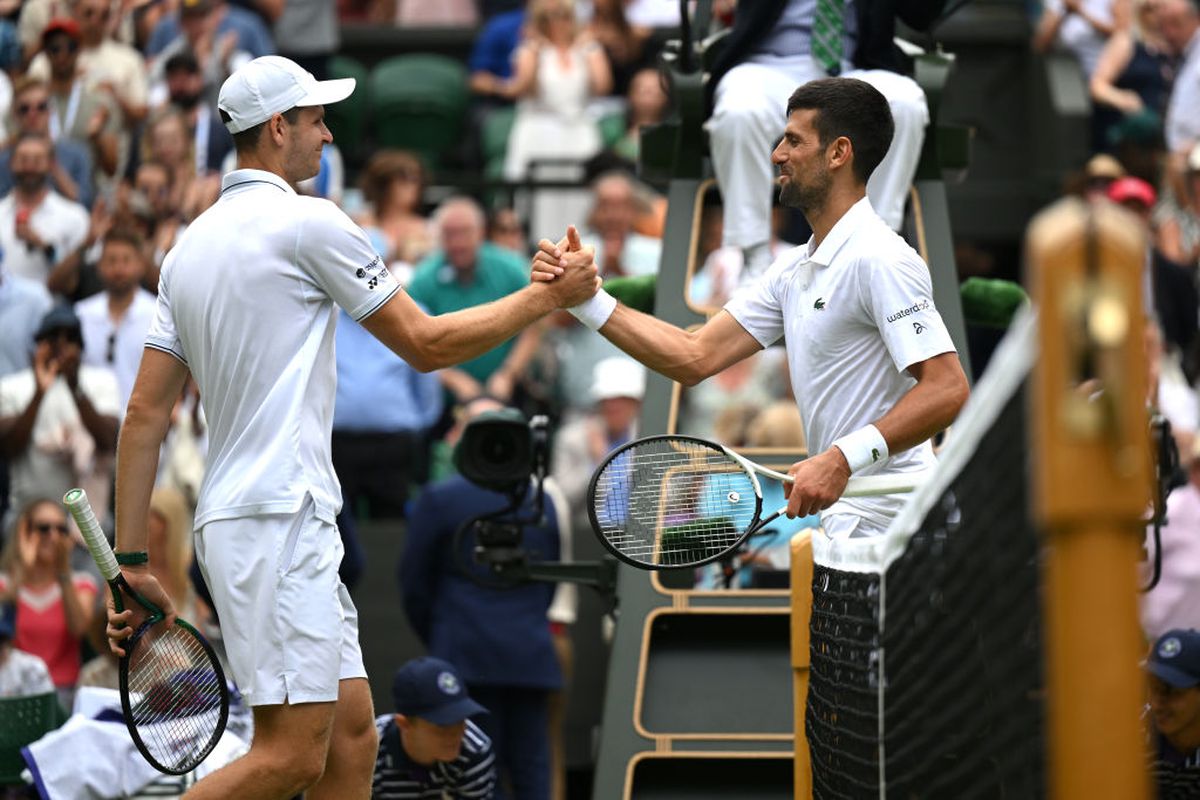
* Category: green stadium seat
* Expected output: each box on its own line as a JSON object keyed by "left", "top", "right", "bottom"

{"left": 325, "top": 56, "right": 370, "bottom": 166}
{"left": 481, "top": 105, "right": 516, "bottom": 169}
{"left": 598, "top": 111, "right": 627, "bottom": 148}
{"left": 0, "top": 692, "right": 63, "bottom": 786}
{"left": 369, "top": 55, "right": 470, "bottom": 171}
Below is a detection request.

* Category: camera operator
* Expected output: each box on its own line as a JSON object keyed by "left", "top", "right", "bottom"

{"left": 399, "top": 397, "right": 566, "bottom": 800}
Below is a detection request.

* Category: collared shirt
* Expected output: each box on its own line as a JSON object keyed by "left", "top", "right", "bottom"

{"left": 372, "top": 715, "right": 496, "bottom": 799}
{"left": 146, "top": 168, "right": 400, "bottom": 528}
{"left": 724, "top": 197, "right": 956, "bottom": 525}
{"left": 1166, "top": 29, "right": 1200, "bottom": 152}
{"left": 76, "top": 288, "right": 157, "bottom": 413}
{"left": 0, "top": 268, "right": 51, "bottom": 378}
{"left": 0, "top": 190, "right": 89, "bottom": 285}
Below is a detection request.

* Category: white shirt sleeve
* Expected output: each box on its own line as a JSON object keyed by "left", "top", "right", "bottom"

{"left": 723, "top": 263, "right": 786, "bottom": 347}
{"left": 864, "top": 252, "right": 956, "bottom": 373}
{"left": 144, "top": 259, "right": 187, "bottom": 364}
{"left": 296, "top": 202, "right": 400, "bottom": 322}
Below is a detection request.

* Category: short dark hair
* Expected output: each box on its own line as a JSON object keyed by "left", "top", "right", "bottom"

{"left": 219, "top": 106, "right": 301, "bottom": 154}
{"left": 103, "top": 226, "right": 145, "bottom": 253}
{"left": 785, "top": 78, "right": 894, "bottom": 185}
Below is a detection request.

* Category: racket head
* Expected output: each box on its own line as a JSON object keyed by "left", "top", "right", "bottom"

{"left": 118, "top": 602, "right": 230, "bottom": 775}
{"left": 587, "top": 434, "right": 765, "bottom": 569}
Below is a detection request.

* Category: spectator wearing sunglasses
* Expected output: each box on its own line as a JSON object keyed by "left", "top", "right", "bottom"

{"left": 0, "top": 304, "right": 120, "bottom": 531}
{"left": 0, "top": 76, "right": 96, "bottom": 209}
{"left": 75, "top": 228, "right": 155, "bottom": 412}
{"left": 0, "top": 498, "right": 100, "bottom": 709}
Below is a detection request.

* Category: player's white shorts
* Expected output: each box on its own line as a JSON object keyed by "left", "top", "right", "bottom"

{"left": 194, "top": 494, "right": 366, "bottom": 706}
{"left": 821, "top": 512, "right": 893, "bottom": 540}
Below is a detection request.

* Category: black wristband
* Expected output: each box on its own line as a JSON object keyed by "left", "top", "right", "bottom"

{"left": 115, "top": 550, "right": 149, "bottom": 566}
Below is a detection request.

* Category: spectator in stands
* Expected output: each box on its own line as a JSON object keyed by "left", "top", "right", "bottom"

{"left": 706, "top": 0, "right": 943, "bottom": 277}
{"left": 1089, "top": 0, "right": 1171, "bottom": 149}
{"left": 39, "top": 19, "right": 121, "bottom": 186}
{"left": 146, "top": 0, "right": 273, "bottom": 64}
{"left": 401, "top": 403, "right": 564, "bottom": 800}
{"left": 0, "top": 76, "right": 96, "bottom": 209}
{"left": 143, "top": 107, "right": 221, "bottom": 223}
{"left": 579, "top": 170, "right": 661, "bottom": 277}
{"left": 487, "top": 206, "right": 529, "bottom": 256}
{"left": 586, "top": 0, "right": 653, "bottom": 97}
{"left": 0, "top": 258, "right": 52, "bottom": 379}
{"left": 274, "top": 0, "right": 340, "bottom": 82}
{"left": 1033, "top": 0, "right": 1127, "bottom": 79}
{"left": 409, "top": 197, "right": 541, "bottom": 404}
{"left": 332, "top": 290, "right": 443, "bottom": 520}
{"left": 1142, "top": 435, "right": 1200, "bottom": 638}
{"left": 1158, "top": 142, "right": 1200, "bottom": 267}
{"left": 28, "top": 0, "right": 150, "bottom": 129}
{"left": 356, "top": 149, "right": 434, "bottom": 266}
{"left": 150, "top": 0, "right": 250, "bottom": 109}
{"left": 1161, "top": 0, "right": 1200, "bottom": 160}
{"left": 372, "top": 657, "right": 497, "bottom": 799}
{"left": 502, "top": 0, "right": 613, "bottom": 234}
{"left": 1106, "top": 176, "right": 1199, "bottom": 361}
{"left": 0, "top": 305, "right": 120, "bottom": 526}
{"left": 1081, "top": 151, "right": 1127, "bottom": 202}
{"left": 0, "top": 498, "right": 99, "bottom": 708}
{"left": 468, "top": 5, "right": 525, "bottom": 102}
{"left": 1146, "top": 629, "right": 1200, "bottom": 768}
{"left": 132, "top": 159, "right": 186, "bottom": 271}
{"left": 160, "top": 50, "right": 235, "bottom": 174}
{"left": 0, "top": 612, "right": 55, "bottom": 698}
{"left": 610, "top": 66, "right": 669, "bottom": 166}
{"left": 74, "top": 228, "right": 155, "bottom": 412}
{"left": 677, "top": 349, "right": 780, "bottom": 440}
{"left": 383, "top": 0, "right": 478, "bottom": 26}
{"left": 0, "top": 133, "right": 89, "bottom": 287}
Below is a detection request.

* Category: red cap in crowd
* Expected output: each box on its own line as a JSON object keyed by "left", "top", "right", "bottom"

{"left": 42, "top": 17, "right": 81, "bottom": 42}
{"left": 1106, "top": 176, "right": 1157, "bottom": 209}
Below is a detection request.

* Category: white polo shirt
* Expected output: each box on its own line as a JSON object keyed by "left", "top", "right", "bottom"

{"left": 725, "top": 197, "right": 956, "bottom": 523}
{"left": 146, "top": 169, "right": 400, "bottom": 529}
{"left": 76, "top": 288, "right": 158, "bottom": 413}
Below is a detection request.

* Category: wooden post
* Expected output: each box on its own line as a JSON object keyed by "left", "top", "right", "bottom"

{"left": 790, "top": 532, "right": 814, "bottom": 800}
{"left": 1027, "top": 198, "right": 1153, "bottom": 800}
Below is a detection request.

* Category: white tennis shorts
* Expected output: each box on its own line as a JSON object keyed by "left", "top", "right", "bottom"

{"left": 820, "top": 512, "right": 893, "bottom": 540}
{"left": 194, "top": 494, "right": 366, "bottom": 706}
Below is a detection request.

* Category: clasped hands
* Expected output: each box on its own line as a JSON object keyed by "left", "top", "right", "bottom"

{"left": 532, "top": 225, "right": 601, "bottom": 307}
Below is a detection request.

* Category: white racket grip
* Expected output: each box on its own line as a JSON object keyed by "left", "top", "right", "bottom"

{"left": 843, "top": 471, "right": 927, "bottom": 497}
{"left": 63, "top": 488, "right": 119, "bottom": 581}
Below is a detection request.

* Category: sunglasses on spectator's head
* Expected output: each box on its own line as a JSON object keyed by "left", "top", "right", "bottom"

{"left": 33, "top": 521, "right": 69, "bottom": 536}
{"left": 17, "top": 101, "right": 50, "bottom": 115}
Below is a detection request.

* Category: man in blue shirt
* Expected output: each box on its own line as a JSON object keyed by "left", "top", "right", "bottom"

{"left": 373, "top": 657, "right": 497, "bottom": 799}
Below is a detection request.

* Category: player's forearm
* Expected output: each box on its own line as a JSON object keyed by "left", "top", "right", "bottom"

{"left": 113, "top": 403, "right": 171, "bottom": 553}
{"left": 413, "top": 284, "right": 560, "bottom": 372}
{"left": 598, "top": 303, "right": 710, "bottom": 386}
{"left": 874, "top": 353, "right": 969, "bottom": 455}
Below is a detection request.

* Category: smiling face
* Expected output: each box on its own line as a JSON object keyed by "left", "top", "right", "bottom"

{"left": 772, "top": 109, "right": 835, "bottom": 216}
{"left": 280, "top": 106, "right": 331, "bottom": 184}
{"left": 26, "top": 501, "right": 70, "bottom": 566}
{"left": 1149, "top": 675, "right": 1200, "bottom": 745}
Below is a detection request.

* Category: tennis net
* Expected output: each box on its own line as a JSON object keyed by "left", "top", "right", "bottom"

{"left": 807, "top": 308, "right": 1046, "bottom": 798}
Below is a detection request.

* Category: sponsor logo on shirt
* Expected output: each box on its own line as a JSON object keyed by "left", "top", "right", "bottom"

{"left": 913, "top": 322, "right": 926, "bottom": 334}
{"left": 813, "top": 297, "right": 826, "bottom": 310}
{"left": 886, "top": 299, "right": 931, "bottom": 324}
{"left": 356, "top": 255, "right": 386, "bottom": 290}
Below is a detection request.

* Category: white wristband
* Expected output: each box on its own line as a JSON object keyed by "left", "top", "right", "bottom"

{"left": 832, "top": 424, "right": 889, "bottom": 473}
{"left": 568, "top": 288, "right": 617, "bottom": 331}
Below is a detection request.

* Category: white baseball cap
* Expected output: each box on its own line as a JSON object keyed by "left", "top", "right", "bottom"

{"left": 591, "top": 357, "right": 646, "bottom": 402}
{"left": 218, "top": 56, "right": 355, "bottom": 134}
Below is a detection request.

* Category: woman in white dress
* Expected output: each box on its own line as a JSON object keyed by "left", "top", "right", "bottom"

{"left": 502, "top": 0, "right": 612, "bottom": 237}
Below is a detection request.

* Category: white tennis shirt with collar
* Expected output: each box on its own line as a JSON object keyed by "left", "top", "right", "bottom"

{"left": 145, "top": 168, "right": 400, "bottom": 529}
{"left": 724, "top": 196, "right": 956, "bottom": 524}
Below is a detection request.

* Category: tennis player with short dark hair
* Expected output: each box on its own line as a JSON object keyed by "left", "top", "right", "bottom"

{"left": 104, "top": 56, "right": 598, "bottom": 800}
{"left": 536, "top": 78, "right": 969, "bottom": 538}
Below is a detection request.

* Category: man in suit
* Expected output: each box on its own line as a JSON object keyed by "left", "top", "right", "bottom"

{"left": 400, "top": 401, "right": 563, "bottom": 800}
{"left": 705, "top": 0, "right": 948, "bottom": 276}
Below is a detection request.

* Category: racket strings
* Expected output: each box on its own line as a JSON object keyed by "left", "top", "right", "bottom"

{"left": 126, "top": 623, "right": 225, "bottom": 772}
{"left": 593, "top": 438, "right": 761, "bottom": 566}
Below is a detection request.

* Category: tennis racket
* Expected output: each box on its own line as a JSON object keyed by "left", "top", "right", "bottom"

{"left": 587, "top": 434, "right": 926, "bottom": 569}
{"left": 63, "top": 488, "right": 229, "bottom": 775}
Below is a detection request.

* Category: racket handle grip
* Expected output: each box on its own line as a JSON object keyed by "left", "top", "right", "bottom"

{"left": 843, "top": 471, "right": 927, "bottom": 497}
{"left": 63, "top": 488, "right": 120, "bottom": 581}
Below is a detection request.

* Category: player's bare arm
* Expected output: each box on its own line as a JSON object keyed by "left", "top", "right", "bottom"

{"left": 784, "top": 351, "right": 969, "bottom": 518}
{"left": 107, "top": 347, "right": 189, "bottom": 653}
{"left": 363, "top": 252, "right": 598, "bottom": 372}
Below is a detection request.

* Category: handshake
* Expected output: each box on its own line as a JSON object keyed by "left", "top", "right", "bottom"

{"left": 531, "top": 225, "right": 618, "bottom": 331}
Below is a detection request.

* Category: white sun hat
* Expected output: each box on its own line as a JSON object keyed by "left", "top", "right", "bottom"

{"left": 218, "top": 56, "right": 355, "bottom": 134}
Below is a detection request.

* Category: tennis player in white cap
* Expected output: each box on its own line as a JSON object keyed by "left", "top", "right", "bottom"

{"left": 103, "top": 56, "right": 598, "bottom": 799}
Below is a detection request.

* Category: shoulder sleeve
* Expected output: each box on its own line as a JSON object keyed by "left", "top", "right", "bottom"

{"left": 145, "top": 260, "right": 188, "bottom": 364}
{"left": 864, "top": 246, "right": 956, "bottom": 373}
{"left": 723, "top": 264, "right": 786, "bottom": 347}
{"left": 295, "top": 201, "right": 401, "bottom": 322}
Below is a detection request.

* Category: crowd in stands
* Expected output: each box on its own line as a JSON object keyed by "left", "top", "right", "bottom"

{"left": 0, "top": 0, "right": 1198, "bottom": 794}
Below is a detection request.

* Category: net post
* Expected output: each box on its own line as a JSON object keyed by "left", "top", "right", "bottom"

{"left": 790, "top": 531, "right": 814, "bottom": 800}
{"left": 1027, "top": 198, "right": 1153, "bottom": 800}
